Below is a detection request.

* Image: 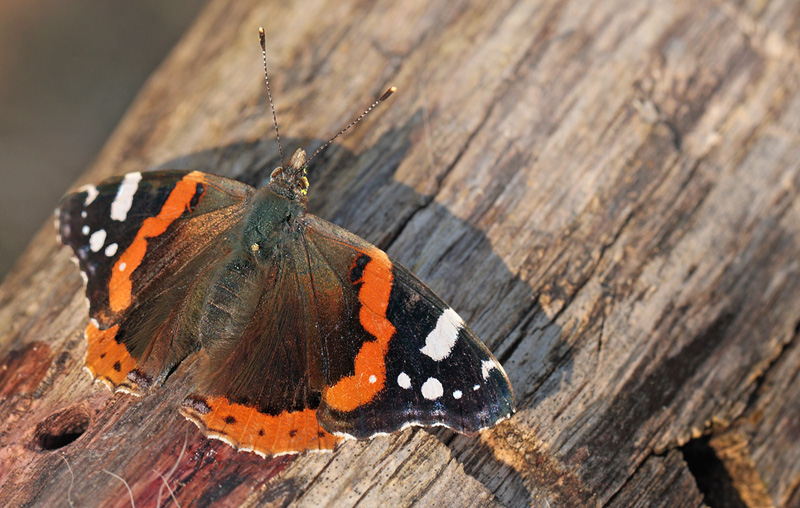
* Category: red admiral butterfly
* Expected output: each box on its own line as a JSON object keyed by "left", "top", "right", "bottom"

{"left": 55, "top": 29, "right": 514, "bottom": 457}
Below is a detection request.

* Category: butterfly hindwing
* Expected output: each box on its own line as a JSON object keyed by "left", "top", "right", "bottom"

{"left": 180, "top": 229, "right": 343, "bottom": 455}
{"left": 56, "top": 170, "right": 254, "bottom": 392}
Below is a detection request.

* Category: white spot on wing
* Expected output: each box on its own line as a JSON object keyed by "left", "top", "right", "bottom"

{"left": 119, "top": 262, "right": 126, "bottom": 271}
{"left": 89, "top": 229, "right": 107, "bottom": 252}
{"left": 453, "top": 390, "right": 463, "bottom": 399}
{"left": 419, "top": 308, "right": 463, "bottom": 361}
{"left": 81, "top": 185, "right": 99, "bottom": 205}
{"left": 110, "top": 172, "right": 142, "bottom": 221}
{"left": 473, "top": 384, "right": 480, "bottom": 391}
{"left": 368, "top": 374, "right": 377, "bottom": 384}
{"left": 81, "top": 210, "right": 87, "bottom": 218}
{"left": 481, "top": 359, "right": 498, "bottom": 380}
{"left": 81, "top": 225, "right": 90, "bottom": 235}
{"left": 104, "top": 243, "right": 118, "bottom": 257}
{"left": 397, "top": 372, "right": 411, "bottom": 389}
{"left": 421, "top": 377, "right": 443, "bottom": 400}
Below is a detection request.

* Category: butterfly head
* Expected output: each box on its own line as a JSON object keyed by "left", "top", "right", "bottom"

{"left": 269, "top": 148, "right": 310, "bottom": 197}
{"left": 258, "top": 28, "right": 393, "bottom": 202}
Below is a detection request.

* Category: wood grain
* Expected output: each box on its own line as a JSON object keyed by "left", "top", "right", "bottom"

{"left": 2, "top": 0, "right": 800, "bottom": 506}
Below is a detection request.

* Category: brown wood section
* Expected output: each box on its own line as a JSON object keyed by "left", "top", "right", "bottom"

{"left": 2, "top": 0, "right": 800, "bottom": 506}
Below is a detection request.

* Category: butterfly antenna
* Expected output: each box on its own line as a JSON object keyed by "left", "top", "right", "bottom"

{"left": 259, "top": 27, "right": 285, "bottom": 169}
{"left": 306, "top": 86, "right": 397, "bottom": 166}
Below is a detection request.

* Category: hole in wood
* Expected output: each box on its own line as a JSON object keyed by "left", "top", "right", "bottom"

{"left": 32, "top": 405, "right": 90, "bottom": 451}
{"left": 680, "top": 435, "right": 747, "bottom": 508}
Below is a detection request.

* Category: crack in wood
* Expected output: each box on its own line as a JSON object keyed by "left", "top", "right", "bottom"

{"left": 743, "top": 320, "right": 800, "bottom": 415}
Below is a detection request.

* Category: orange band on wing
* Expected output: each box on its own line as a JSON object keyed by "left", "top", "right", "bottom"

{"left": 181, "top": 396, "right": 340, "bottom": 456}
{"left": 324, "top": 247, "right": 396, "bottom": 412}
{"left": 84, "top": 322, "right": 136, "bottom": 389}
{"left": 109, "top": 172, "right": 206, "bottom": 313}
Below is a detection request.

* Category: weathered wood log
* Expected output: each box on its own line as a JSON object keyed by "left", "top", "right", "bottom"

{"left": 2, "top": 0, "right": 800, "bottom": 506}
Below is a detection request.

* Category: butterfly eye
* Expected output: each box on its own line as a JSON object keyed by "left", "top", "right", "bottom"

{"left": 298, "top": 177, "right": 309, "bottom": 194}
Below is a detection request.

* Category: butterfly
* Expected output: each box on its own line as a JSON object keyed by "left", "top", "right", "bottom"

{"left": 54, "top": 29, "right": 514, "bottom": 457}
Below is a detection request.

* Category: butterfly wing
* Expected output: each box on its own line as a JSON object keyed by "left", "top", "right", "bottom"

{"left": 177, "top": 208, "right": 513, "bottom": 456}
{"left": 56, "top": 170, "right": 255, "bottom": 392}
{"left": 179, "top": 239, "right": 342, "bottom": 456}
{"left": 302, "top": 215, "right": 515, "bottom": 438}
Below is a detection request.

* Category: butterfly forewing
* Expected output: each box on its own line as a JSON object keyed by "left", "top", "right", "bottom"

{"left": 302, "top": 215, "right": 515, "bottom": 438}
{"left": 56, "top": 170, "right": 254, "bottom": 392}
{"left": 57, "top": 170, "right": 254, "bottom": 326}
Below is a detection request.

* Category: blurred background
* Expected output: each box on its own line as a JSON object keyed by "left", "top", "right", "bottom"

{"left": 0, "top": 0, "right": 208, "bottom": 279}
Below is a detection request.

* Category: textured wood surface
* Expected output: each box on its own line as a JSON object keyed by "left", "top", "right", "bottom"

{"left": 2, "top": 0, "right": 800, "bottom": 506}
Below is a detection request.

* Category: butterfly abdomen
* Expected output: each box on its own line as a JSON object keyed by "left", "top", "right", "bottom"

{"left": 198, "top": 254, "right": 268, "bottom": 348}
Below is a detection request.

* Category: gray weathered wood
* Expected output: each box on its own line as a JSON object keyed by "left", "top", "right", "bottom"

{"left": 2, "top": 0, "right": 800, "bottom": 506}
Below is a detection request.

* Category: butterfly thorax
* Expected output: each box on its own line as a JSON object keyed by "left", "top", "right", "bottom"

{"left": 242, "top": 147, "right": 312, "bottom": 253}
{"left": 242, "top": 186, "right": 306, "bottom": 257}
